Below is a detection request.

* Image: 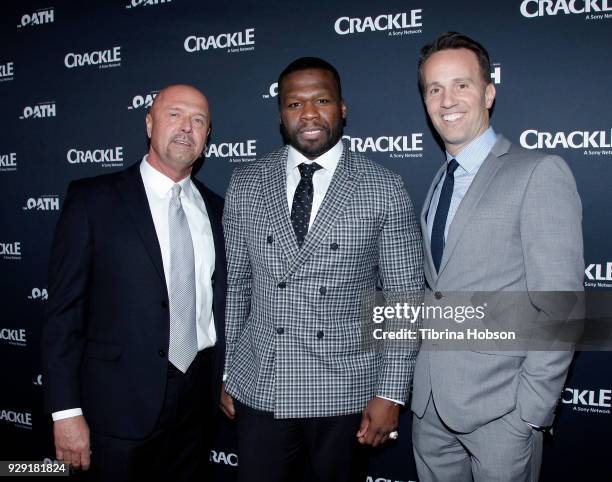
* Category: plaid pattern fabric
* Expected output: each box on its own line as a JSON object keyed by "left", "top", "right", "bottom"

{"left": 223, "top": 141, "right": 423, "bottom": 418}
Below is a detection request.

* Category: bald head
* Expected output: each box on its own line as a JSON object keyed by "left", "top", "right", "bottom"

{"left": 145, "top": 84, "right": 211, "bottom": 182}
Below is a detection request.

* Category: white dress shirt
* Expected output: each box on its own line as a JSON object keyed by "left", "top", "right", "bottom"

{"left": 52, "top": 157, "right": 216, "bottom": 421}
{"left": 286, "top": 140, "right": 343, "bottom": 226}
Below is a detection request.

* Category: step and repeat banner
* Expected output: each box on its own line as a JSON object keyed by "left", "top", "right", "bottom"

{"left": 1, "top": 0, "right": 610, "bottom": 480}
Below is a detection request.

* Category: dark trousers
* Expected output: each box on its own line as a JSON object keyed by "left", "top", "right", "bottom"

{"left": 85, "top": 348, "right": 215, "bottom": 482}
{"left": 235, "top": 400, "right": 366, "bottom": 482}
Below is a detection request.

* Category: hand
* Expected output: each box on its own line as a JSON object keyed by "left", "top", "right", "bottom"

{"left": 53, "top": 415, "right": 91, "bottom": 470}
{"left": 219, "top": 383, "right": 235, "bottom": 419}
{"left": 356, "top": 397, "right": 400, "bottom": 447}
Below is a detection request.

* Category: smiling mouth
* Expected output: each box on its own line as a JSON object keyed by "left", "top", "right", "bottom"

{"left": 442, "top": 112, "right": 465, "bottom": 123}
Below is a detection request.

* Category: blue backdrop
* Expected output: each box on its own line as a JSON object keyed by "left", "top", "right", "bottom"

{"left": 1, "top": 1, "right": 611, "bottom": 480}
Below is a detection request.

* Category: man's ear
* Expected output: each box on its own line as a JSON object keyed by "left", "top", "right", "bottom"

{"left": 145, "top": 113, "right": 153, "bottom": 139}
{"left": 485, "top": 83, "right": 496, "bottom": 109}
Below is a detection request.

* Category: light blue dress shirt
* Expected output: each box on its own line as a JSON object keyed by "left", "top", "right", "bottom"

{"left": 426, "top": 127, "right": 498, "bottom": 242}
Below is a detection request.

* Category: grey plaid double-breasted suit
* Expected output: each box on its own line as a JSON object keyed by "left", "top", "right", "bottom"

{"left": 223, "top": 141, "right": 424, "bottom": 418}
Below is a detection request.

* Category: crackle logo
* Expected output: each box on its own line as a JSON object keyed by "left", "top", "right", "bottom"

{"left": 17, "top": 7, "right": 54, "bottom": 28}
{"left": 210, "top": 450, "right": 238, "bottom": 466}
{"left": 334, "top": 10, "right": 423, "bottom": 36}
{"left": 206, "top": 140, "right": 257, "bottom": 163}
{"left": 67, "top": 146, "right": 124, "bottom": 167}
{"left": 520, "top": 0, "right": 611, "bottom": 18}
{"left": 0, "top": 61, "right": 14, "bottom": 82}
{"left": 22, "top": 195, "right": 60, "bottom": 212}
{"left": 64, "top": 46, "right": 122, "bottom": 69}
{"left": 127, "top": 91, "right": 158, "bottom": 110}
{"left": 0, "top": 242, "right": 22, "bottom": 261}
{"left": 343, "top": 134, "right": 424, "bottom": 158}
{"left": 0, "top": 409, "right": 32, "bottom": 430}
{"left": 519, "top": 129, "right": 612, "bottom": 155}
{"left": 562, "top": 387, "right": 611, "bottom": 415}
{"left": 585, "top": 262, "right": 612, "bottom": 288}
{"left": 28, "top": 287, "right": 48, "bottom": 301}
{"left": 0, "top": 328, "right": 27, "bottom": 347}
{"left": 184, "top": 28, "right": 255, "bottom": 53}
{"left": 0, "top": 152, "right": 18, "bottom": 172}
{"left": 126, "top": 0, "right": 172, "bottom": 9}
{"left": 19, "top": 102, "right": 56, "bottom": 119}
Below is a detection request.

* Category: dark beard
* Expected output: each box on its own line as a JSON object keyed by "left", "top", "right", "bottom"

{"left": 281, "top": 122, "right": 343, "bottom": 160}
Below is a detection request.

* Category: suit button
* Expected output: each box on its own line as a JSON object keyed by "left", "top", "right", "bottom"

{"left": 276, "top": 327, "right": 285, "bottom": 335}
{"left": 316, "top": 330, "right": 324, "bottom": 339}
{"left": 278, "top": 282, "right": 286, "bottom": 289}
{"left": 158, "top": 349, "right": 166, "bottom": 357}
{"left": 267, "top": 235, "right": 274, "bottom": 244}
{"left": 161, "top": 300, "right": 168, "bottom": 308}
{"left": 434, "top": 291, "right": 443, "bottom": 300}
{"left": 319, "top": 286, "right": 327, "bottom": 295}
{"left": 330, "top": 242, "right": 339, "bottom": 250}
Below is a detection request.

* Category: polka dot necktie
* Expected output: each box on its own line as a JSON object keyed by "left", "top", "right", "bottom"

{"left": 291, "top": 162, "right": 322, "bottom": 247}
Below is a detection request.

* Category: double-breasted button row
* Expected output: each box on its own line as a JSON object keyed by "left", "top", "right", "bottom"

{"left": 265, "top": 235, "right": 339, "bottom": 251}
{"left": 275, "top": 328, "right": 324, "bottom": 339}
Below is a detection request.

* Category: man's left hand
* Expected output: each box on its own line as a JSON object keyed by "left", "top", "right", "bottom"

{"left": 356, "top": 397, "right": 400, "bottom": 447}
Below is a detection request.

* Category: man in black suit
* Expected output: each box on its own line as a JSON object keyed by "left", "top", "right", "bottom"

{"left": 42, "top": 84, "right": 225, "bottom": 481}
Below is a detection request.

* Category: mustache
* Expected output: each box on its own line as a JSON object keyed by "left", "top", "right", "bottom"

{"left": 171, "top": 133, "right": 194, "bottom": 145}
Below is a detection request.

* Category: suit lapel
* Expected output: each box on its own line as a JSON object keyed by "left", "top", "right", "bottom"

{"left": 436, "top": 136, "right": 510, "bottom": 276}
{"left": 114, "top": 163, "right": 166, "bottom": 285}
{"left": 285, "top": 145, "right": 361, "bottom": 278}
{"left": 421, "top": 164, "right": 446, "bottom": 285}
{"left": 260, "top": 146, "right": 300, "bottom": 263}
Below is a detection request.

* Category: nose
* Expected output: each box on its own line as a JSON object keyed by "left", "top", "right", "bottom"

{"left": 300, "top": 101, "right": 319, "bottom": 120}
{"left": 440, "top": 90, "right": 457, "bottom": 109}
{"left": 180, "top": 116, "right": 193, "bottom": 132}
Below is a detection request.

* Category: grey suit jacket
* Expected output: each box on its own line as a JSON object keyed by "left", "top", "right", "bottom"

{"left": 411, "top": 134, "right": 584, "bottom": 432}
{"left": 223, "top": 141, "right": 423, "bottom": 418}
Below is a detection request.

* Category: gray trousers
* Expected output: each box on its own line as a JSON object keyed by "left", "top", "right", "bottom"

{"left": 412, "top": 396, "right": 543, "bottom": 482}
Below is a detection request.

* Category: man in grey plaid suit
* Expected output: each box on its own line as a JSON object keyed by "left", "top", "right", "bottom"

{"left": 220, "top": 57, "right": 423, "bottom": 482}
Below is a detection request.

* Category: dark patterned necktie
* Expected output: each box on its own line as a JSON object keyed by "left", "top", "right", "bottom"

{"left": 291, "top": 162, "right": 322, "bottom": 247}
{"left": 431, "top": 159, "right": 459, "bottom": 273}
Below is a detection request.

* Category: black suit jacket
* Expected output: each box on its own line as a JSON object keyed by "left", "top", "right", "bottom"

{"left": 42, "top": 162, "right": 226, "bottom": 439}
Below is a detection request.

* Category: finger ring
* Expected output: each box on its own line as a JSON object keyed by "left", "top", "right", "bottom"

{"left": 388, "top": 430, "right": 399, "bottom": 440}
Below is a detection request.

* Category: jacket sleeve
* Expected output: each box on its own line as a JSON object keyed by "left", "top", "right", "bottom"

{"left": 42, "top": 181, "right": 93, "bottom": 413}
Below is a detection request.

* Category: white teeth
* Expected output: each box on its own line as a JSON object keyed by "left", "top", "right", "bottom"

{"left": 442, "top": 113, "right": 464, "bottom": 122}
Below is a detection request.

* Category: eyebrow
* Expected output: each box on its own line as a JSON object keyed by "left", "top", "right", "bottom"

{"left": 166, "top": 105, "right": 209, "bottom": 117}
{"left": 426, "top": 77, "right": 473, "bottom": 89}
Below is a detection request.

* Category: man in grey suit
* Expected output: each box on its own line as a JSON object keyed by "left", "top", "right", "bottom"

{"left": 220, "top": 57, "right": 423, "bottom": 482}
{"left": 411, "top": 32, "right": 584, "bottom": 481}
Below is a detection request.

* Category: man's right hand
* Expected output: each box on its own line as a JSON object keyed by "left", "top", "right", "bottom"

{"left": 53, "top": 415, "right": 91, "bottom": 470}
{"left": 219, "top": 383, "right": 235, "bottom": 419}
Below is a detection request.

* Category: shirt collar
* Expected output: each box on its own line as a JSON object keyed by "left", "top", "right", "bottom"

{"left": 287, "top": 139, "right": 343, "bottom": 173}
{"left": 140, "top": 155, "right": 193, "bottom": 199}
{"left": 445, "top": 126, "right": 497, "bottom": 174}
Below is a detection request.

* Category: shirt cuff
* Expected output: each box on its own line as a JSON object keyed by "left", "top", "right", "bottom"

{"left": 376, "top": 395, "right": 404, "bottom": 406}
{"left": 52, "top": 408, "right": 83, "bottom": 421}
